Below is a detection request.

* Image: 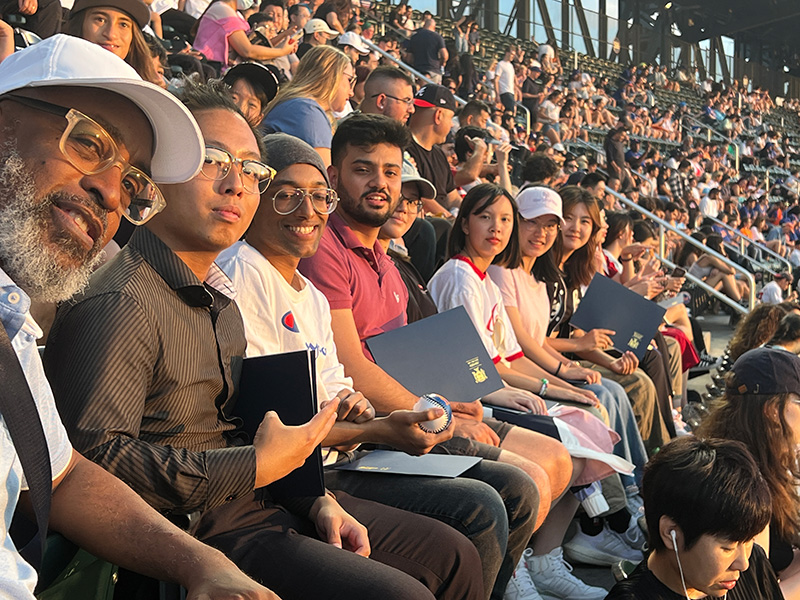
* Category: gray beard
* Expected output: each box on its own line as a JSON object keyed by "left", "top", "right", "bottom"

{"left": 0, "top": 146, "right": 106, "bottom": 303}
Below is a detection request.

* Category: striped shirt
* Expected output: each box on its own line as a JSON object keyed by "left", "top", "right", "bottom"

{"left": 43, "top": 226, "right": 256, "bottom": 515}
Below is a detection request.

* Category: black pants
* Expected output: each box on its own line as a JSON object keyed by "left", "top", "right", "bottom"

{"left": 641, "top": 333, "right": 677, "bottom": 438}
{"left": 3, "top": 0, "right": 61, "bottom": 38}
{"left": 191, "top": 490, "right": 484, "bottom": 600}
{"left": 160, "top": 8, "right": 195, "bottom": 38}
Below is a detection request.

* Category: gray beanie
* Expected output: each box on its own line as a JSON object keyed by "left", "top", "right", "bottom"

{"left": 262, "top": 133, "right": 330, "bottom": 186}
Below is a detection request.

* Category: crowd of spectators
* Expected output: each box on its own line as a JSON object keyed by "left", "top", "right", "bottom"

{"left": 4, "top": 0, "right": 800, "bottom": 599}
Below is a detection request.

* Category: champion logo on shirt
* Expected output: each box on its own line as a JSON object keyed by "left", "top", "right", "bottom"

{"left": 393, "top": 292, "right": 400, "bottom": 303}
{"left": 281, "top": 311, "right": 300, "bottom": 332}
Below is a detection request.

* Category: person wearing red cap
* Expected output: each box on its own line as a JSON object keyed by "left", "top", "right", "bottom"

{"left": 406, "top": 83, "right": 461, "bottom": 215}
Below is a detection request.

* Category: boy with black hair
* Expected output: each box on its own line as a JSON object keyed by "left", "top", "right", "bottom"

{"left": 606, "top": 436, "right": 780, "bottom": 599}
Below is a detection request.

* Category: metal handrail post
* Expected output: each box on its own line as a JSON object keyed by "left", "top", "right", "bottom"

{"left": 515, "top": 102, "right": 530, "bottom": 136}
{"left": 702, "top": 213, "right": 793, "bottom": 273}
{"left": 659, "top": 257, "right": 749, "bottom": 315}
{"left": 606, "top": 187, "right": 756, "bottom": 311}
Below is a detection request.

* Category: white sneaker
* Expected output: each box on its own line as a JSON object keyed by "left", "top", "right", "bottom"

{"left": 504, "top": 555, "right": 543, "bottom": 600}
{"left": 563, "top": 523, "right": 644, "bottom": 567}
{"left": 524, "top": 547, "right": 608, "bottom": 600}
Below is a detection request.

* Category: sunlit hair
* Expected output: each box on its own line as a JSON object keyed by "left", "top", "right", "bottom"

{"left": 728, "top": 302, "right": 794, "bottom": 362}
{"left": 263, "top": 45, "right": 352, "bottom": 129}
{"left": 447, "top": 183, "right": 521, "bottom": 269}
{"left": 603, "top": 211, "right": 633, "bottom": 248}
{"left": 66, "top": 9, "right": 160, "bottom": 85}
{"left": 559, "top": 185, "right": 601, "bottom": 288}
{"left": 768, "top": 312, "right": 800, "bottom": 348}
{"left": 643, "top": 436, "right": 772, "bottom": 552}
{"left": 176, "top": 79, "right": 266, "bottom": 160}
{"left": 699, "top": 385, "right": 799, "bottom": 546}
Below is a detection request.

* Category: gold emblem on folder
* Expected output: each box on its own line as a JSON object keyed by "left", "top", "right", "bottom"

{"left": 467, "top": 357, "right": 488, "bottom": 383}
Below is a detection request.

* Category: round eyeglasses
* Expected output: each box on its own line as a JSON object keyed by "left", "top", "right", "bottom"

{"left": 272, "top": 188, "right": 339, "bottom": 215}
{"left": 200, "top": 146, "right": 276, "bottom": 194}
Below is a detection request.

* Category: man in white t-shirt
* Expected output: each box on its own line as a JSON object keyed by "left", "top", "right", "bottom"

{"left": 758, "top": 272, "right": 794, "bottom": 305}
{"left": 216, "top": 133, "right": 515, "bottom": 600}
{"left": 699, "top": 188, "right": 720, "bottom": 218}
{"left": 0, "top": 36, "right": 273, "bottom": 599}
{"left": 495, "top": 45, "right": 517, "bottom": 113}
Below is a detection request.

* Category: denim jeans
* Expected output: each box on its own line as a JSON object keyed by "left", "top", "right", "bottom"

{"left": 326, "top": 457, "right": 539, "bottom": 600}
{"left": 583, "top": 380, "right": 648, "bottom": 486}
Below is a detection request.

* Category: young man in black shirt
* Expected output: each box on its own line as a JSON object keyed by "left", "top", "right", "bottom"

{"left": 606, "top": 436, "right": 782, "bottom": 600}
{"left": 406, "top": 84, "right": 459, "bottom": 214}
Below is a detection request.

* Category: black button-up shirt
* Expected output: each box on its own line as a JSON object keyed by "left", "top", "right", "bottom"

{"left": 44, "top": 227, "right": 256, "bottom": 514}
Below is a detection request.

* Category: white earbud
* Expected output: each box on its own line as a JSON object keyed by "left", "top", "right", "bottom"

{"left": 670, "top": 530, "right": 690, "bottom": 600}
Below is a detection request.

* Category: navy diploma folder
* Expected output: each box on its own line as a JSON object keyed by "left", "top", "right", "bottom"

{"left": 366, "top": 306, "right": 504, "bottom": 403}
{"left": 232, "top": 350, "right": 325, "bottom": 497}
{"left": 569, "top": 273, "right": 666, "bottom": 361}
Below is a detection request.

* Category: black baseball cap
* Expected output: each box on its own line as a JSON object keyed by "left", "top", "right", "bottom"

{"left": 729, "top": 347, "right": 800, "bottom": 395}
{"left": 414, "top": 84, "right": 457, "bottom": 112}
{"left": 223, "top": 62, "right": 280, "bottom": 104}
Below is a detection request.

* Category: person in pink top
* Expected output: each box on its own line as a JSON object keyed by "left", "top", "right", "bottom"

{"left": 193, "top": 0, "right": 296, "bottom": 69}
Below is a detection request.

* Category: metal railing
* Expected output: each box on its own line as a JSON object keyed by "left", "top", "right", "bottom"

{"left": 623, "top": 167, "right": 794, "bottom": 275}
{"left": 702, "top": 213, "right": 792, "bottom": 273}
{"left": 515, "top": 102, "right": 530, "bottom": 137}
{"left": 679, "top": 114, "right": 740, "bottom": 172}
{"left": 605, "top": 187, "right": 755, "bottom": 314}
{"left": 360, "top": 37, "right": 468, "bottom": 106}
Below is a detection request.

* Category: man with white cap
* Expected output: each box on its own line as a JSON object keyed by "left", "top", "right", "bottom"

{"left": 0, "top": 35, "right": 275, "bottom": 599}
{"left": 297, "top": 17, "right": 338, "bottom": 60}
{"left": 337, "top": 30, "right": 370, "bottom": 63}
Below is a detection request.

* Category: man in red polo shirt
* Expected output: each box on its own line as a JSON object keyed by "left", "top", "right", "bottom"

{"left": 300, "top": 113, "right": 578, "bottom": 600}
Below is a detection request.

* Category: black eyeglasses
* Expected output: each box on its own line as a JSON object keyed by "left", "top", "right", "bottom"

{"left": 399, "top": 196, "right": 424, "bottom": 213}
{"left": 1, "top": 93, "right": 165, "bottom": 225}
{"left": 371, "top": 93, "right": 414, "bottom": 106}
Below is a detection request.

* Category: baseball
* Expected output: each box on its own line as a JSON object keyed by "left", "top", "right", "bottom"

{"left": 413, "top": 393, "right": 453, "bottom": 434}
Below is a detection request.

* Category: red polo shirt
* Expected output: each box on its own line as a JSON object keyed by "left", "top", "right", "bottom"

{"left": 299, "top": 212, "right": 409, "bottom": 360}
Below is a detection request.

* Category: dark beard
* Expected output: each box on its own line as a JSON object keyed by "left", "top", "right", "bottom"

{"left": 0, "top": 146, "right": 107, "bottom": 302}
{"left": 338, "top": 187, "right": 398, "bottom": 228}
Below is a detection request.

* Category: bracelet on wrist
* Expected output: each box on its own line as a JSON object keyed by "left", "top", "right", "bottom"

{"left": 620, "top": 256, "right": 633, "bottom": 262}
{"left": 554, "top": 362, "right": 562, "bottom": 377}
{"left": 540, "top": 378, "right": 549, "bottom": 398}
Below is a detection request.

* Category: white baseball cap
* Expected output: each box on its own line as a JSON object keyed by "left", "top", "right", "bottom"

{"left": 304, "top": 18, "right": 338, "bottom": 37}
{"left": 337, "top": 31, "right": 370, "bottom": 54}
{"left": 401, "top": 160, "right": 436, "bottom": 200}
{"left": 516, "top": 186, "right": 565, "bottom": 224}
{"left": 0, "top": 35, "right": 203, "bottom": 184}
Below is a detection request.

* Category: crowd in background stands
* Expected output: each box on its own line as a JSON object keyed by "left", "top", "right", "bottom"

{"left": 4, "top": 0, "right": 800, "bottom": 598}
